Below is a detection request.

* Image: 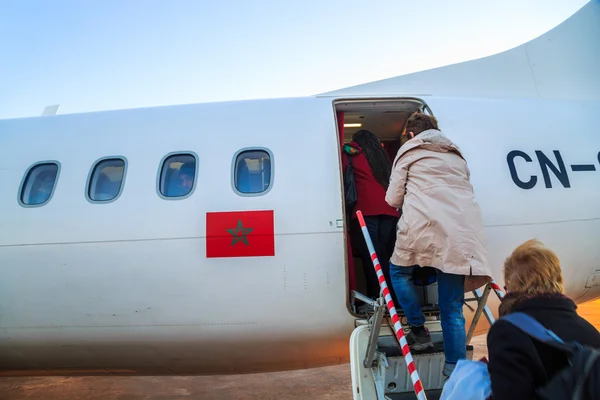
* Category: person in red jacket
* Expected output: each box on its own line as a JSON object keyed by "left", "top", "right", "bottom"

{"left": 342, "top": 130, "right": 400, "bottom": 305}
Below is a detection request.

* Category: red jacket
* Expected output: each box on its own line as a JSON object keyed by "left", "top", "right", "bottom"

{"left": 342, "top": 142, "right": 400, "bottom": 219}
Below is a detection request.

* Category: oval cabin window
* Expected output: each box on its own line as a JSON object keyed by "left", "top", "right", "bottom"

{"left": 159, "top": 154, "right": 197, "bottom": 198}
{"left": 234, "top": 150, "right": 272, "bottom": 194}
{"left": 20, "top": 163, "right": 59, "bottom": 206}
{"left": 88, "top": 158, "right": 126, "bottom": 202}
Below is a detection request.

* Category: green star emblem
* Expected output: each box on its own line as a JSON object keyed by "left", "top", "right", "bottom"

{"left": 226, "top": 220, "right": 254, "bottom": 246}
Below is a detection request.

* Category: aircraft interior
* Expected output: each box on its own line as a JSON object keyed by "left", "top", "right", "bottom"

{"left": 334, "top": 99, "right": 440, "bottom": 316}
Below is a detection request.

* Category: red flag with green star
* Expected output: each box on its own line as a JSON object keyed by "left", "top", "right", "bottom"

{"left": 206, "top": 210, "right": 275, "bottom": 258}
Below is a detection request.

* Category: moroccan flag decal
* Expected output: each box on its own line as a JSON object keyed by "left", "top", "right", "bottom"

{"left": 206, "top": 210, "right": 275, "bottom": 258}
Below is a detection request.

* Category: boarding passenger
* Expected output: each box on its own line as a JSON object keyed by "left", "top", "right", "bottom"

{"left": 178, "top": 163, "right": 195, "bottom": 193}
{"left": 487, "top": 239, "right": 600, "bottom": 400}
{"left": 30, "top": 171, "right": 55, "bottom": 204}
{"left": 342, "top": 130, "right": 400, "bottom": 305}
{"left": 385, "top": 112, "right": 492, "bottom": 379}
{"left": 168, "top": 162, "right": 195, "bottom": 197}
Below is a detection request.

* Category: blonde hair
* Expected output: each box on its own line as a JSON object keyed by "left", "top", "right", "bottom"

{"left": 503, "top": 239, "right": 564, "bottom": 295}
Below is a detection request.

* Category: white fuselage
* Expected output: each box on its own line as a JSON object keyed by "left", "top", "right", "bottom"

{"left": 0, "top": 94, "right": 599, "bottom": 376}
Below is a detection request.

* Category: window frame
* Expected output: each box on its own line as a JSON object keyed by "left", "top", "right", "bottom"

{"left": 17, "top": 160, "right": 62, "bottom": 208}
{"left": 156, "top": 151, "right": 199, "bottom": 200}
{"left": 231, "top": 147, "right": 274, "bottom": 197}
{"left": 85, "top": 156, "right": 128, "bottom": 204}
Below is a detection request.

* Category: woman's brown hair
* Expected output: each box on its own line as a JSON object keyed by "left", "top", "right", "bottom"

{"left": 404, "top": 112, "right": 439, "bottom": 136}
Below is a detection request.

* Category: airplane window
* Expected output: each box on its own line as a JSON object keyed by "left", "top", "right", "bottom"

{"left": 234, "top": 150, "right": 272, "bottom": 194}
{"left": 20, "top": 163, "right": 59, "bottom": 206}
{"left": 88, "top": 158, "right": 126, "bottom": 202}
{"left": 159, "top": 153, "right": 197, "bottom": 198}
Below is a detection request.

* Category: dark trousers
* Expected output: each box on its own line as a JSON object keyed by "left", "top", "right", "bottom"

{"left": 351, "top": 215, "right": 399, "bottom": 305}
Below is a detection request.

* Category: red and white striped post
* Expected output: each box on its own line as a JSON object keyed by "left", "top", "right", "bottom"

{"left": 356, "top": 210, "right": 427, "bottom": 400}
{"left": 490, "top": 280, "right": 505, "bottom": 300}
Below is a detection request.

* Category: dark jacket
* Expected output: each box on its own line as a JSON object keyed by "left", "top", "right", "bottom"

{"left": 341, "top": 142, "right": 399, "bottom": 219}
{"left": 487, "top": 294, "right": 600, "bottom": 400}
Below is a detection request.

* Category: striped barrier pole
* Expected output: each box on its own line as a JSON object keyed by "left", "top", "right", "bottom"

{"left": 356, "top": 210, "right": 427, "bottom": 400}
{"left": 490, "top": 280, "right": 505, "bottom": 300}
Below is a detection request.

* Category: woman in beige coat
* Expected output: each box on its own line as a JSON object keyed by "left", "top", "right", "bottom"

{"left": 385, "top": 112, "right": 492, "bottom": 379}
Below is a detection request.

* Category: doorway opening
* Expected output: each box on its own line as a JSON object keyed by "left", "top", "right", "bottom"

{"left": 334, "top": 98, "right": 436, "bottom": 316}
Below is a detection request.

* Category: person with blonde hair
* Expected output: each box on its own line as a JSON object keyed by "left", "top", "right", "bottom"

{"left": 487, "top": 239, "right": 600, "bottom": 400}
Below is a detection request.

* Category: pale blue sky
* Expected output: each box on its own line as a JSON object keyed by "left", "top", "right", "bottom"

{"left": 0, "top": 0, "right": 589, "bottom": 119}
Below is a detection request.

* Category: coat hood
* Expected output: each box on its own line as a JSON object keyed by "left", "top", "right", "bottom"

{"left": 394, "top": 129, "right": 464, "bottom": 164}
{"left": 498, "top": 292, "right": 575, "bottom": 317}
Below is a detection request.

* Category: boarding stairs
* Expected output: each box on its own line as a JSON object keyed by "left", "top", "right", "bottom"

{"left": 349, "top": 211, "right": 505, "bottom": 400}
{"left": 351, "top": 282, "right": 501, "bottom": 400}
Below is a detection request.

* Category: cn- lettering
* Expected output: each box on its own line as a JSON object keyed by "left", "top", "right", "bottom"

{"left": 507, "top": 150, "right": 598, "bottom": 190}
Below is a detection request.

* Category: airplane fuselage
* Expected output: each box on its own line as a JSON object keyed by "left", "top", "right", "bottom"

{"left": 1, "top": 93, "right": 599, "bottom": 376}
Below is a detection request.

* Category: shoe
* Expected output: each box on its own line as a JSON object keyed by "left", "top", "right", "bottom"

{"left": 404, "top": 325, "right": 434, "bottom": 351}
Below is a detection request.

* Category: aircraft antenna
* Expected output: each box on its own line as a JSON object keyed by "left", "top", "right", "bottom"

{"left": 41, "top": 104, "right": 60, "bottom": 116}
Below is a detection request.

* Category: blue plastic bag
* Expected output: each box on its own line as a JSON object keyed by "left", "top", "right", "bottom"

{"left": 440, "top": 359, "right": 492, "bottom": 400}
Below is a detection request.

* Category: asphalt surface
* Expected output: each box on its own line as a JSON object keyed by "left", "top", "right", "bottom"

{"left": 1, "top": 365, "right": 352, "bottom": 400}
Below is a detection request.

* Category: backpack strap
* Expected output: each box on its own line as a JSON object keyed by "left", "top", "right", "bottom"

{"left": 501, "top": 312, "right": 574, "bottom": 353}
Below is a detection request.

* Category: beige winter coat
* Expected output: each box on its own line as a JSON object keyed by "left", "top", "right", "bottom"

{"left": 385, "top": 129, "right": 492, "bottom": 292}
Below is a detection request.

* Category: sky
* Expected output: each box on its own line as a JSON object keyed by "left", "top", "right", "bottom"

{"left": 0, "top": 0, "right": 590, "bottom": 119}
